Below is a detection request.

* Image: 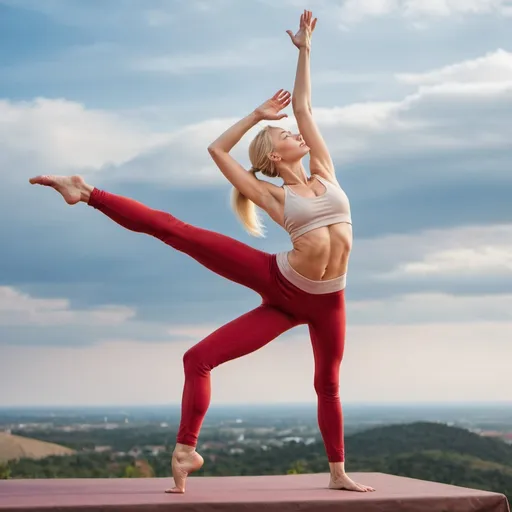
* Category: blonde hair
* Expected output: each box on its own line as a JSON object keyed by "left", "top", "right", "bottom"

{"left": 231, "top": 126, "right": 279, "bottom": 237}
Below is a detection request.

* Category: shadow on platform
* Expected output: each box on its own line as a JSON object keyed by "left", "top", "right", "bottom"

{"left": 0, "top": 472, "right": 510, "bottom": 511}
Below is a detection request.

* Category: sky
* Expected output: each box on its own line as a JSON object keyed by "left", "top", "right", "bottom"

{"left": 1, "top": 0, "right": 512, "bottom": 407}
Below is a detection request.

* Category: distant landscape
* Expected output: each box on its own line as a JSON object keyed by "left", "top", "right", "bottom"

{"left": 1, "top": 402, "right": 511, "bottom": 502}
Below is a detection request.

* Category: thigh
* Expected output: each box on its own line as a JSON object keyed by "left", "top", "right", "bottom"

{"left": 89, "top": 189, "right": 274, "bottom": 295}
{"left": 172, "top": 222, "right": 275, "bottom": 296}
{"left": 184, "top": 304, "right": 299, "bottom": 371}
{"left": 308, "top": 296, "right": 346, "bottom": 383}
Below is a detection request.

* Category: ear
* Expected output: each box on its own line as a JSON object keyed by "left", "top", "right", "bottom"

{"left": 268, "top": 152, "right": 282, "bottom": 162}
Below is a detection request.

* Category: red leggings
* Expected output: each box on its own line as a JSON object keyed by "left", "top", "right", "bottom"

{"left": 88, "top": 188, "right": 347, "bottom": 462}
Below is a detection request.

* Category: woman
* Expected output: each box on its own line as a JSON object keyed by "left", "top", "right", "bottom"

{"left": 29, "top": 10, "right": 374, "bottom": 494}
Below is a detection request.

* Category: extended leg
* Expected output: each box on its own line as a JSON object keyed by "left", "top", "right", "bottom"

{"left": 29, "top": 175, "right": 273, "bottom": 294}
{"left": 168, "top": 304, "right": 299, "bottom": 493}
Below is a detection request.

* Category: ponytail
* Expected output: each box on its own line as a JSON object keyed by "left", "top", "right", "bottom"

{"left": 231, "top": 168, "right": 265, "bottom": 238}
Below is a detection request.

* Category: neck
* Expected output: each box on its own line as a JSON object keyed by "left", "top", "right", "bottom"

{"left": 279, "top": 161, "right": 308, "bottom": 185}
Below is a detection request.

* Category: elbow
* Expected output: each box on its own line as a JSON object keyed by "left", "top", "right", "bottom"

{"left": 207, "top": 145, "right": 223, "bottom": 156}
{"left": 292, "top": 100, "right": 312, "bottom": 116}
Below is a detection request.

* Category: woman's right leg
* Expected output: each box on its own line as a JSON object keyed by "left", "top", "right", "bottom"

{"left": 87, "top": 187, "right": 274, "bottom": 293}
{"left": 168, "top": 303, "right": 299, "bottom": 493}
{"left": 29, "top": 175, "right": 273, "bottom": 294}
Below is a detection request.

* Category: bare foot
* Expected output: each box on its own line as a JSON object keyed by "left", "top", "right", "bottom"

{"left": 329, "top": 473, "right": 375, "bottom": 492}
{"left": 165, "top": 449, "right": 204, "bottom": 494}
{"left": 29, "top": 174, "right": 90, "bottom": 205}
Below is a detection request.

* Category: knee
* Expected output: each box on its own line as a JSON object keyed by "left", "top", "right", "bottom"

{"left": 314, "top": 375, "right": 340, "bottom": 400}
{"left": 183, "top": 347, "right": 211, "bottom": 375}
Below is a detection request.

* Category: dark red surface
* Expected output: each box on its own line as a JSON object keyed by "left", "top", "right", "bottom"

{"left": 0, "top": 472, "right": 509, "bottom": 512}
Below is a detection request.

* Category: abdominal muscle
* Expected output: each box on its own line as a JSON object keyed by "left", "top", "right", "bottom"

{"left": 286, "top": 222, "right": 353, "bottom": 281}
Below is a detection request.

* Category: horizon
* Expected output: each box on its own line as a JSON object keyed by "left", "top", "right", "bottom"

{"left": 1, "top": 400, "right": 511, "bottom": 410}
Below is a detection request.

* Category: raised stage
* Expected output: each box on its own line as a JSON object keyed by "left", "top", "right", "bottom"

{"left": 0, "top": 472, "right": 510, "bottom": 512}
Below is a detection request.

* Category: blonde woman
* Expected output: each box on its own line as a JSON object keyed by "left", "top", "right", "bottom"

{"left": 29, "top": 10, "right": 374, "bottom": 495}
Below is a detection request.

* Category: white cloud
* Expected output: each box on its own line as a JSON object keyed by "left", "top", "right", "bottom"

{"left": 335, "top": 0, "right": 512, "bottom": 24}
{"left": 365, "top": 224, "right": 512, "bottom": 280}
{"left": 0, "top": 286, "right": 136, "bottom": 327}
{"left": 3, "top": 49, "right": 512, "bottom": 192}
{"left": 338, "top": 0, "right": 400, "bottom": 24}
{"left": 396, "top": 49, "right": 512, "bottom": 85}
{"left": 0, "top": 98, "right": 166, "bottom": 174}
{"left": 349, "top": 292, "right": 512, "bottom": 323}
{"left": 403, "top": 0, "right": 510, "bottom": 18}
{"left": 400, "top": 247, "right": 512, "bottom": 276}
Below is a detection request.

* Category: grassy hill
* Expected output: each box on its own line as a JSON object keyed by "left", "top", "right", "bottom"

{"left": 0, "top": 432, "right": 75, "bottom": 463}
{"left": 345, "top": 421, "right": 512, "bottom": 466}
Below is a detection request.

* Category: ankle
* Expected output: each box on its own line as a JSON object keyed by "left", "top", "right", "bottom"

{"left": 80, "top": 184, "right": 94, "bottom": 203}
{"left": 329, "top": 461, "right": 346, "bottom": 478}
{"left": 173, "top": 443, "right": 196, "bottom": 455}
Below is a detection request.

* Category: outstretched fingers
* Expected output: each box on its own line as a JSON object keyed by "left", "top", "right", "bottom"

{"left": 278, "top": 90, "right": 291, "bottom": 105}
{"left": 302, "top": 9, "right": 317, "bottom": 30}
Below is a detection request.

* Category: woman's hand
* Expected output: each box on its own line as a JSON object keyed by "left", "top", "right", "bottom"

{"left": 253, "top": 89, "right": 291, "bottom": 121}
{"left": 286, "top": 9, "right": 317, "bottom": 50}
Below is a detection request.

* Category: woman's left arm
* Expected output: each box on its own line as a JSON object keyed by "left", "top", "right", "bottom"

{"left": 287, "top": 10, "right": 335, "bottom": 178}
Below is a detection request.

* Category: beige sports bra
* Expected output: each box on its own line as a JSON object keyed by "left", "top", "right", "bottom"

{"left": 283, "top": 174, "right": 352, "bottom": 241}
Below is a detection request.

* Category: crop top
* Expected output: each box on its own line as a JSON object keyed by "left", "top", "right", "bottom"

{"left": 283, "top": 174, "right": 352, "bottom": 241}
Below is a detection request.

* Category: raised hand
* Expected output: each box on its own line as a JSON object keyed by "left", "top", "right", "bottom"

{"left": 286, "top": 9, "right": 317, "bottom": 50}
{"left": 253, "top": 89, "right": 291, "bottom": 121}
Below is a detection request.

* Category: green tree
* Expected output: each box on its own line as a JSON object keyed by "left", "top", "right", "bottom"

{"left": 0, "top": 463, "right": 11, "bottom": 480}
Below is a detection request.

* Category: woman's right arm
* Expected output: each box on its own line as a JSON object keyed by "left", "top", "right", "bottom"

{"left": 207, "top": 90, "right": 291, "bottom": 209}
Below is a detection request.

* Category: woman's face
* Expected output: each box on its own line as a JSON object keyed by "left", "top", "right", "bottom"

{"left": 269, "top": 127, "right": 310, "bottom": 163}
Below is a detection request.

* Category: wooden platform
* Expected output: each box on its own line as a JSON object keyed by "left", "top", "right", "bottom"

{"left": 0, "top": 472, "right": 509, "bottom": 512}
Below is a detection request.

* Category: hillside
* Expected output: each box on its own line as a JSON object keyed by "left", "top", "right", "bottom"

{"left": 0, "top": 432, "right": 75, "bottom": 463}
{"left": 345, "top": 421, "right": 512, "bottom": 466}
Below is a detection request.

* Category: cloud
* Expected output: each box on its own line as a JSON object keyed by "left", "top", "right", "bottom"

{"left": 0, "top": 98, "right": 166, "bottom": 175}
{"left": 349, "top": 292, "right": 512, "bottom": 324}
{"left": 396, "top": 49, "right": 512, "bottom": 85}
{"left": 4, "top": 47, "right": 512, "bottom": 191}
{"left": 348, "top": 223, "right": 512, "bottom": 296}
{"left": 0, "top": 286, "right": 135, "bottom": 327}
{"left": 99, "top": 70, "right": 512, "bottom": 189}
{"left": 335, "top": 0, "right": 512, "bottom": 24}
{"left": 366, "top": 223, "right": 512, "bottom": 276}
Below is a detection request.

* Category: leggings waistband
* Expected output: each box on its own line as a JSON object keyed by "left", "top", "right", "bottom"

{"left": 275, "top": 252, "right": 346, "bottom": 295}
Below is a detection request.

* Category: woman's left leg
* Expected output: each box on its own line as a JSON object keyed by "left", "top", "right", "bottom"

{"left": 307, "top": 301, "right": 346, "bottom": 464}
{"left": 308, "top": 292, "right": 375, "bottom": 492}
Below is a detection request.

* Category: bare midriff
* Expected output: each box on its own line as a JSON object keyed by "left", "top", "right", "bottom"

{"left": 287, "top": 222, "right": 353, "bottom": 281}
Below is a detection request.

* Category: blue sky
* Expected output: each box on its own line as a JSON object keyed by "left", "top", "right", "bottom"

{"left": 1, "top": 0, "right": 512, "bottom": 406}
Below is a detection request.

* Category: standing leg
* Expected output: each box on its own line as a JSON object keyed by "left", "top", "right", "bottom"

{"left": 29, "top": 175, "right": 273, "bottom": 294}
{"left": 168, "top": 304, "right": 299, "bottom": 494}
{"left": 308, "top": 310, "right": 346, "bottom": 465}
{"left": 308, "top": 292, "right": 375, "bottom": 492}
